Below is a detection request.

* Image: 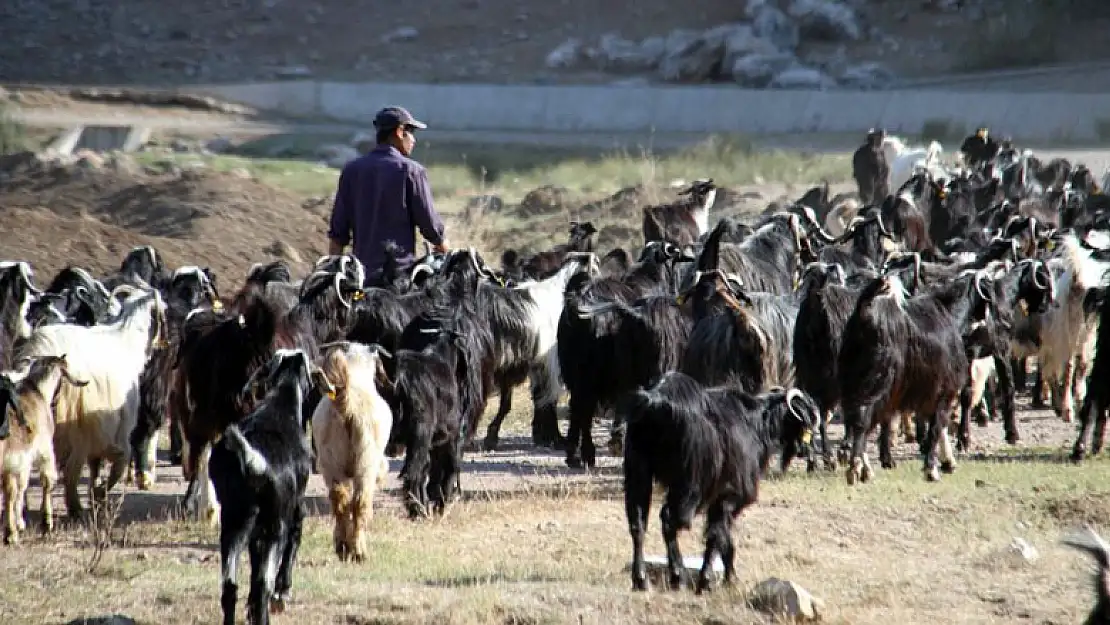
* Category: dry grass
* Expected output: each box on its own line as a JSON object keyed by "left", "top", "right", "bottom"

{"left": 0, "top": 402, "right": 1105, "bottom": 625}
{"left": 135, "top": 132, "right": 850, "bottom": 261}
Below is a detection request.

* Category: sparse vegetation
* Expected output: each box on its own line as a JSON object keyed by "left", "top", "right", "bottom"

{"left": 0, "top": 102, "right": 27, "bottom": 155}
{"left": 0, "top": 413, "right": 1103, "bottom": 624}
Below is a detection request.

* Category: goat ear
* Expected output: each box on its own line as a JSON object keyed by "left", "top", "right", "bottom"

{"left": 312, "top": 369, "right": 338, "bottom": 401}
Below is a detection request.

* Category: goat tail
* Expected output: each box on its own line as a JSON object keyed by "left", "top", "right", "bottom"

{"left": 223, "top": 424, "right": 269, "bottom": 478}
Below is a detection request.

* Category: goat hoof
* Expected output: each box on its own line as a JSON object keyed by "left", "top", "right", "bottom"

{"left": 269, "top": 595, "right": 287, "bottom": 614}
{"left": 565, "top": 456, "right": 584, "bottom": 470}
{"left": 880, "top": 458, "right": 895, "bottom": 470}
{"left": 1005, "top": 433, "right": 1020, "bottom": 445}
{"left": 823, "top": 457, "right": 838, "bottom": 472}
{"left": 925, "top": 466, "right": 941, "bottom": 482}
{"left": 836, "top": 448, "right": 850, "bottom": 464}
{"left": 41, "top": 517, "right": 53, "bottom": 535}
{"left": 631, "top": 578, "right": 648, "bottom": 592}
{"left": 940, "top": 461, "right": 956, "bottom": 474}
{"left": 860, "top": 465, "right": 873, "bottom": 483}
{"left": 806, "top": 459, "right": 818, "bottom": 473}
{"left": 481, "top": 436, "right": 500, "bottom": 452}
{"left": 902, "top": 434, "right": 916, "bottom": 445}
{"left": 1071, "top": 446, "right": 1087, "bottom": 464}
{"left": 845, "top": 464, "right": 859, "bottom": 486}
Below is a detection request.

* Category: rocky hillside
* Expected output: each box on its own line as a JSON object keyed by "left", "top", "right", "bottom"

{"left": 1, "top": 0, "right": 1106, "bottom": 87}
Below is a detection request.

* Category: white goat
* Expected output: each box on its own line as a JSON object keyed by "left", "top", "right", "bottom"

{"left": 16, "top": 287, "right": 166, "bottom": 518}
{"left": 1012, "top": 233, "right": 1108, "bottom": 423}
{"left": 310, "top": 341, "right": 392, "bottom": 563}
{"left": 0, "top": 355, "right": 87, "bottom": 543}
{"left": 883, "top": 135, "right": 946, "bottom": 196}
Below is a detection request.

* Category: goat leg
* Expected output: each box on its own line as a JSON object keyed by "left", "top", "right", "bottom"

{"left": 878, "top": 421, "right": 895, "bottom": 469}
{"left": 219, "top": 522, "right": 248, "bottom": 625}
{"left": 659, "top": 503, "right": 688, "bottom": 591}
{"left": 957, "top": 387, "right": 973, "bottom": 453}
{"left": 564, "top": 395, "right": 589, "bottom": 470}
{"left": 1071, "top": 395, "right": 1098, "bottom": 463}
{"left": 272, "top": 503, "right": 305, "bottom": 614}
{"left": 994, "top": 356, "right": 1019, "bottom": 445}
{"left": 625, "top": 462, "right": 652, "bottom": 592}
{"left": 482, "top": 384, "right": 513, "bottom": 452}
{"left": 695, "top": 502, "right": 729, "bottom": 595}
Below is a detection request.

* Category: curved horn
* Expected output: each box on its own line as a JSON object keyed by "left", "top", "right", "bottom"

{"left": 874, "top": 211, "right": 892, "bottom": 237}
{"left": 317, "top": 340, "right": 352, "bottom": 352}
{"left": 333, "top": 271, "right": 353, "bottom": 309}
{"left": 973, "top": 271, "right": 992, "bottom": 302}
{"left": 785, "top": 388, "right": 807, "bottom": 422}
{"left": 1030, "top": 260, "right": 1050, "bottom": 291}
{"left": 369, "top": 344, "right": 393, "bottom": 359}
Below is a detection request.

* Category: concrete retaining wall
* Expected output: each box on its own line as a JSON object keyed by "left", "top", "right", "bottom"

{"left": 193, "top": 81, "right": 1110, "bottom": 142}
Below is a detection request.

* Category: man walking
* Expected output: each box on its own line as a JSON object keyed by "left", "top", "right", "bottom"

{"left": 328, "top": 105, "right": 450, "bottom": 286}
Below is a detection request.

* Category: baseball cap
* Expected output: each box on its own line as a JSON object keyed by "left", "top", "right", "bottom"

{"left": 373, "top": 106, "right": 427, "bottom": 131}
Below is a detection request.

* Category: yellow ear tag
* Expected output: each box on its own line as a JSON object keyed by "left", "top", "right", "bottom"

{"left": 351, "top": 291, "right": 365, "bottom": 301}
{"left": 802, "top": 431, "right": 812, "bottom": 445}
{"left": 326, "top": 390, "right": 337, "bottom": 401}
{"left": 1018, "top": 300, "right": 1029, "bottom": 315}
{"left": 211, "top": 300, "right": 224, "bottom": 312}
{"left": 675, "top": 294, "right": 686, "bottom": 305}
{"left": 1046, "top": 241, "right": 1056, "bottom": 251}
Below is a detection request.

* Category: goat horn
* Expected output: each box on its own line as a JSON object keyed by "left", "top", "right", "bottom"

{"left": 332, "top": 272, "right": 352, "bottom": 309}
{"left": 973, "top": 271, "right": 992, "bottom": 302}
{"left": 1031, "top": 260, "right": 1051, "bottom": 290}
{"left": 874, "top": 212, "right": 891, "bottom": 237}
{"left": 785, "top": 388, "right": 807, "bottom": 423}
{"left": 411, "top": 263, "right": 434, "bottom": 282}
{"left": 370, "top": 345, "right": 392, "bottom": 359}
{"left": 318, "top": 340, "right": 352, "bottom": 352}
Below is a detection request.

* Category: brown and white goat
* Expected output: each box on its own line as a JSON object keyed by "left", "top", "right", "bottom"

{"left": 0, "top": 355, "right": 87, "bottom": 544}
{"left": 310, "top": 341, "right": 393, "bottom": 562}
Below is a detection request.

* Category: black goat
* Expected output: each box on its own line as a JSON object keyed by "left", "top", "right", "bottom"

{"left": 44, "top": 266, "right": 115, "bottom": 323}
{"left": 621, "top": 372, "right": 817, "bottom": 593}
{"left": 642, "top": 180, "right": 718, "bottom": 247}
{"left": 852, "top": 129, "right": 889, "bottom": 205}
{"left": 839, "top": 272, "right": 973, "bottom": 484}
{"left": 679, "top": 271, "right": 797, "bottom": 393}
{"left": 959, "top": 128, "right": 1000, "bottom": 170}
{"left": 210, "top": 349, "right": 313, "bottom": 625}
{"left": 386, "top": 318, "right": 468, "bottom": 518}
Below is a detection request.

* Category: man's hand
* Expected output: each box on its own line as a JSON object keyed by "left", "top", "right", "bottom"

{"left": 432, "top": 239, "right": 450, "bottom": 254}
{"left": 328, "top": 239, "right": 345, "bottom": 256}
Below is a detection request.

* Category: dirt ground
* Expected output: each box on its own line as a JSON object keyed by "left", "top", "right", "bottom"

{"left": 2, "top": 1, "right": 1109, "bottom": 86}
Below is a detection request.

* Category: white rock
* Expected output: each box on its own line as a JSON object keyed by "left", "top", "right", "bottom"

{"left": 381, "top": 26, "right": 419, "bottom": 43}
{"left": 719, "top": 24, "right": 780, "bottom": 72}
{"left": 316, "top": 144, "right": 359, "bottom": 169}
{"left": 749, "top": 578, "right": 824, "bottom": 621}
{"left": 787, "top": 0, "right": 863, "bottom": 42}
{"left": 769, "top": 65, "right": 837, "bottom": 90}
{"left": 731, "top": 52, "right": 798, "bottom": 87}
{"left": 545, "top": 38, "right": 584, "bottom": 69}
{"left": 748, "top": 2, "right": 800, "bottom": 52}
{"left": 595, "top": 33, "right": 664, "bottom": 72}
{"left": 1009, "top": 537, "right": 1039, "bottom": 564}
{"left": 839, "top": 62, "right": 895, "bottom": 89}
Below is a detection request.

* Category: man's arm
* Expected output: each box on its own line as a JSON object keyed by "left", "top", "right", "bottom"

{"left": 408, "top": 165, "right": 449, "bottom": 252}
{"left": 327, "top": 165, "right": 354, "bottom": 254}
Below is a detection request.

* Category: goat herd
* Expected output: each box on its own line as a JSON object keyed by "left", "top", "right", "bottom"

{"left": 0, "top": 127, "right": 1108, "bottom": 623}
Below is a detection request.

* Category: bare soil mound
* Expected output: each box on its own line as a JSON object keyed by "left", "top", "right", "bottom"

{"left": 0, "top": 152, "right": 328, "bottom": 281}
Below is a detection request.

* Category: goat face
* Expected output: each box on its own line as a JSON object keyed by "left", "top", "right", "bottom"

{"left": 0, "top": 261, "right": 42, "bottom": 340}
{"left": 118, "top": 245, "right": 165, "bottom": 286}
{"left": 779, "top": 388, "right": 820, "bottom": 459}
{"left": 797, "top": 261, "right": 847, "bottom": 296}
{"left": 314, "top": 254, "right": 367, "bottom": 289}
{"left": 170, "top": 266, "right": 223, "bottom": 312}
{"left": 240, "top": 348, "right": 315, "bottom": 406}
{"left": 1016, "top": 259, "right": 1055, "bottom": 315}
{"left": 26, "top": 293, "right": 69, "bottom": 329}
{"left": 568, "top": 221, "right": 599, "bottom": 240}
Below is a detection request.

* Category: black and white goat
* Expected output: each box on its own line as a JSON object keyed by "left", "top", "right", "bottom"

{"left": 516, "top": 221, "right": 599, "bottom": 281}
{"left": 621, "top": 372, "right": 817, "bottom": 593}
{"left": 642, "top": 180, "right": 717, "bottom": 247}
{"left": 209, "top": 349, "right": 313, "bottom": 625}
